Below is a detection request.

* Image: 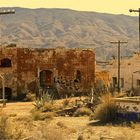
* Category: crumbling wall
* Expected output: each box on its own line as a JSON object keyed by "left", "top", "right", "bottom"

{"left": 0, "top": 46, "right": 95, "bottom": 99}
{"left": 0, "top": 47, "right": 18, "bottom": 99}
{"left": 95, "top": 71, "right": 110, "bottom": 87}
{"left": 17, "top": 47, "right": 95, "bottom": 96}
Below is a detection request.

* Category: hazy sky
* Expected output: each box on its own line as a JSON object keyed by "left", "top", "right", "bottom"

{"left": 0, "top": 0, "right": 140, "bottom": 15}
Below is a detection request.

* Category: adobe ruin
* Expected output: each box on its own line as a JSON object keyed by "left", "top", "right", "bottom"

{"left": 0, "top": 45, "right": 95, "bottom": 100}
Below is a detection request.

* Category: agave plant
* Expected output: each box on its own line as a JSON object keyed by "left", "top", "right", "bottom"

{"left": 33, "top": 99, "right": 44, "bottom": 109}
{"left": 33, "top": 91, "right": 54, "bottom": 110}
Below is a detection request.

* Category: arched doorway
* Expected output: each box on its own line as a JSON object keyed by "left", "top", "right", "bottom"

{"left": 40, "top": 70, "right": 53, "bottom": 88}
{"left": 0, "top": 87, "right": 12, "bottom": 100}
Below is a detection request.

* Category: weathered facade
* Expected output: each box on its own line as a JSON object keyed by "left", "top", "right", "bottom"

{"left": 0, "top": 46, "right": 95, "bottom": 100}
{"left": 95, "top": 71, "right": 110, "bottom": 88}
{"left": 99, "top": 53, "right": 140, "bottom": 92}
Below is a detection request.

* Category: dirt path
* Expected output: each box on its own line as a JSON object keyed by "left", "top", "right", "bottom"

{"left": 1, "top": 102, "right": 34, "bottom": 116}
{"left": 1, "top": 102, "right": 140, "bottom": 140}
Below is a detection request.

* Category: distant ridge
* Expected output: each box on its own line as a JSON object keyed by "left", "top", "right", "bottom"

{"left": 0, "top": 7, "right": 138, "bottom": 59}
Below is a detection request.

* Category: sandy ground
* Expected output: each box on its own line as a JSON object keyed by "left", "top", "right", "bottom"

{"left": 2, "top": 102, "right": 34, "bottom": 116}
{"left": 1, "top": 102, "right": 140, "bottom": 140}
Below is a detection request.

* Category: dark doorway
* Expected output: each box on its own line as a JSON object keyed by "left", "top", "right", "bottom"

{"left": 0, "top": 87, "right": 12, "bottom": 100}
{"left": 76, "top": 70, "right": 81, "bottom": 82}
{"left": 0, "top": 58, "right": 12, "bottom": 67}
{"left": 112, "top": 77, "right": 117, "bottom": 88}
{"left": 40, "top": 70, "right": 53, "bottom": 87}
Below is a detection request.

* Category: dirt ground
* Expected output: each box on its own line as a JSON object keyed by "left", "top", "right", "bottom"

{"left": 1, "top": 102, "right": 140, "bottom": 140}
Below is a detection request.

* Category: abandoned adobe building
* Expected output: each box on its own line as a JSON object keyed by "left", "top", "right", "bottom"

{"left": 96, "top": 52, "right": 140, "bottom": 92}
{"left": 0, "top": 45, "right": 95, "bottom": 100}
{"left": 108, "top": 53, "right": 140, "bottom": 91}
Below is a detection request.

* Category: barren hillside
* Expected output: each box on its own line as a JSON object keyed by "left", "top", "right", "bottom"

{"left": 0, "top": 7, "right": 138, "bottom": 59}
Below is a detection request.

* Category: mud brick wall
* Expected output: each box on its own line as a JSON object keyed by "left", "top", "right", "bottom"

{"left": 0, "top": 46, "right": 95, "bottom": 99}
{"left": 0, "top": 47, "right": 18, "bottom": 99}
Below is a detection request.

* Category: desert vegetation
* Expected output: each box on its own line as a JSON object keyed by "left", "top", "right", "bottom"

{"left": 0, "top": 110, "right": 23, "bottom": 140}
{"left": 93, "top": 93, "right": 118, "bottom": 122}
{"left": 0, "top": 84, "right": 140, "bottom": 140}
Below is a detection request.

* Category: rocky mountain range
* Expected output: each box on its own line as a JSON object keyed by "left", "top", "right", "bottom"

{"left": 0, "top": 7, "right": 138, "bottom": 60}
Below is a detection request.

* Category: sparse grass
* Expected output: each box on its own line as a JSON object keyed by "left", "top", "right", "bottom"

{"left": 77, "top": 135, "right": 85, "bottom": 140}
{"left": 41, "top": 102, "right": 58, "bottom": 112}
{"left": 33, "top": 99, "right": 44, "bottom": 110}
{"left": 62, "top": 98, "right": 70, "bottom": 107}
{"left": 0, "top": 110, "right": 23, "bottom": 139}
{"left": 8, "top": 113, "right": 17, "bottom": 117}
{"left": 57, "top": 121, "right": 67, "bottom": 128}
{"left": 130, "top": 121, "right": 136, "bottom": 129}
{"left": 16, "top": 115, "right": 32, "bottom": 123}
{"left": 32, "top": 96, "right": 59, "bottom": 121}
{"left": 0, "top": 110, "right": 9, "bottom": 139}
{"left": 32, "top": 125, "right": 65, "bottom": 140}
{"left": 74, "top": 107, "right": 92, "bottom": 117}
{"left": 42, "top": 128, "right": 65, "bottom": 140}
{"left": 25, "top": 92, "right": 36, "bottom": 101}
{"left": 93, "top": 93, "right": 118, "bottom": 122}
{"left": 32, "top": 110, "right": 55, "bottom": 121}
{"left": 32, "top": 111, "right": 43, "bottom": 121}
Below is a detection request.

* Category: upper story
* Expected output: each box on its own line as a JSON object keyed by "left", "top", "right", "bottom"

{"left": 0, "top": 45, "right": 96, "bottom": 89}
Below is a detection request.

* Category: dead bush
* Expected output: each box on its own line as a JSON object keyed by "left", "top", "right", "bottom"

{"left": 93, "top": 94, "right": 118, "bottom": 122}
{"left": 25, "top": 92, "right": 36, "bottom": 101}
{"left": 0, "top": 111, "right": 9, "bottom": 139}
{"left": 16, "top": 115, "right": 32, "bottom": 123}
{"left": 0, "top": 110, "right": 23, "bottom": 139}
{"left": 41, "top": 103, "right": 56, "bottom": 112}
{"left": 32, "top": 111, "right": 55, "bottom": 121}
{"left": 44, "top": 112, "right": 56, "bottom": 119}
{"left": 32, "top": 111, "right": 43, "bottom": 121}
{"left": 42, "top": 128, "right": 64, "bottom": 140}
{"left": 8, "top": 113, "right": 17, "bottom": 117}
{"left": 62, "top": 98, "right": 70, "bottom": 107}
{"left": 32, "top": 125, "right": 65, "bottom": 140}
{"left": 69, "top": 128, "right": 77, "bottom": 133}
{"left": 57, "top": 121, "right": 67, "bottom": 129}
{"left": 77, "top": 135, "right": 85, "bottom": 140}
{"left": 74, "top": 107, "right": 92, "bottom": 117}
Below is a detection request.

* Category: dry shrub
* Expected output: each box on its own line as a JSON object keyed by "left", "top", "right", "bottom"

{"left": 62, "top": 98, "right": 70, "bottom": 107}
{"left": 94, "top": 94, "right": 118, "bottom": 122}
{"left": 25, "top": 92, "right": 36, "bottom": 101}
{"left": 42, "top": 102, "right": 56, "bottom": 112}
{"left": 0, "top": 110, "right": 23, "bottom": 139}
{"left": 16, "top": 115, "right": 32, "bottom": 123}
{"left": 8, "top": 113, "right": 17, "bottom": 117}
{"left": 44, "top": 112, "right": 56, "bottom": 119}
{"left": 57, "top": 121, "right": 67, "bottom": 129}
{"left": 32, "top": 111, "right": 43, "bottom": 121}
{"left": 77, "top": 135, "right": 85, "bottom": 140}
{"left": 74, "top": 107, "right": 92, "bottom": 117}
{"left": 32, "top": 111, "right": 55, "bottom": 121}
{"left": 0, "top": 111, "right": 9, "bottom": 139}
{"left": 32, "top": 125, "right": 65, "bottom": 140}
{"left": 69, "top": 128, "right": 77, "bottom": 133}
{"left": 42, "top": 128, "right": 64, "bottom": 140}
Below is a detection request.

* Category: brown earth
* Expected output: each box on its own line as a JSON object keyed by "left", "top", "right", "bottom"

{"left": 1, "top": 101, "right": 140, "bottom": 140}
